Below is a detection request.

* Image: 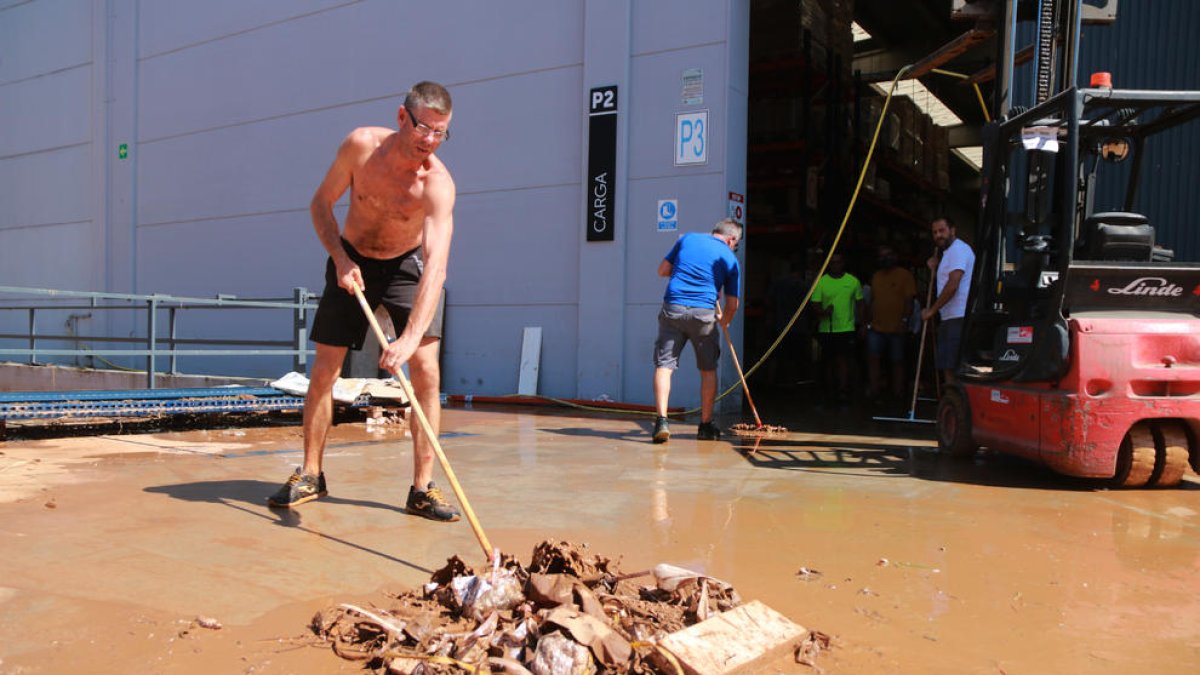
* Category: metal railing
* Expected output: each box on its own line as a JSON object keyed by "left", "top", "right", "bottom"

{"left": 0, "top": 285, "right": 319, "bottom": 389}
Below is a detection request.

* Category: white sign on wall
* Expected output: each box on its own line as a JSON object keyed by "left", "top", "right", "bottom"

{"left": 674, "top": 111, "right": 708, "bottom": 166}
{"left": 728, "top": 191, "right": 745, "bottom": 226}
{"left": 657, "top": 199, "right": 679, "bottom": 232}
{"left": 681, "top": 67, "right": 703, "bottom": 105}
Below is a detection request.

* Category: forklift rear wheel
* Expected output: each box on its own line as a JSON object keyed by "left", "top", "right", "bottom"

{"left": 937, "top": 386, "right": 976, "bottom": 458}
{"left": 1191, "top": 422, "right": 1200, "bottom": 477}
{"left": 1150, "top": 420, "right": 1191, "bottom": 488}
{"left": 1112, "top": 423, "right": 1156, "bottom": 488}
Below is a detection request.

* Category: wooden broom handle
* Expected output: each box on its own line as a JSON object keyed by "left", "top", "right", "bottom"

{"left": 350, "top": 283, "right": 494, "bottom": 561}
{"left": 716, "top": 303, "right": 763, "bottom": 428}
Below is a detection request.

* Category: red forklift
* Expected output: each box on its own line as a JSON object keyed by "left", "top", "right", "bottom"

{"left": 936, "top": 0, "right": 1200, "bottom": 486}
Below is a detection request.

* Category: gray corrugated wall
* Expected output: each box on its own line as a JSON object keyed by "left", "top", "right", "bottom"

{"left": 1011, "top": 1, "right": 1200, "bottom": 259}
{"left": 1077, "top": 0, "right": 1200, "bottom": 260}
{"left": 0, "top": 0, "right": 750, "bottom": 407}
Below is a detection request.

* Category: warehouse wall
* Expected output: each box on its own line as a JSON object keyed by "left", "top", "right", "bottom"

{"left": 0, "top": 0, "right": 102, "bottom": 293}
{"left": 0, "top": 0, "right": 750, "bottom": 409}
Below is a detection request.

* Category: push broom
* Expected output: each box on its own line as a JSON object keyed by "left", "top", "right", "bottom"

{"left": 350, "top": 282, "right": 494, "bottom": 561}
{"left": 716, "top": 305, "right": 787, "bottom": 436}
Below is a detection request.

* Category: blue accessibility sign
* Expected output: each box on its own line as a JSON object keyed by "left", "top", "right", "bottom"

{"left": 657, "top": 199, "right": 678, "bottom": 231}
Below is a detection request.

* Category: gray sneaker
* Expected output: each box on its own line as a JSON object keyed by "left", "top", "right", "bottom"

{"left": 267, "top": 469, "right": 327, "bottom": 508}
{"left": 406, "top": 482, "right": 461, "bottom": 522}
{"left": 652, "top": 416, "right": 671, "bottom": 444}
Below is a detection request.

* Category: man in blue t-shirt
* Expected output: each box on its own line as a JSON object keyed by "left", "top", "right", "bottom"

{"left": 652, "top": 218, "right": 742, "bottom": 443}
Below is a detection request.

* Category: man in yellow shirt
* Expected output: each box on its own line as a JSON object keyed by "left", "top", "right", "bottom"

{"left": 866, "top": 245, "right": 916, "bottom": 403}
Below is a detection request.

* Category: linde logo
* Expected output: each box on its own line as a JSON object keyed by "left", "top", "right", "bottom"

{"left": 1106, "top": 277, "right": 1184, "bottom": 297}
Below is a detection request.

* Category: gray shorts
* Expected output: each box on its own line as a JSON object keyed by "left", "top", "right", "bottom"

{"left": 653, "top": 303, "right": 720, "bottom": 371}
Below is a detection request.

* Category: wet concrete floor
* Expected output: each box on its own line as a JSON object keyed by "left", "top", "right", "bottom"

{"left": 0, "top": 402, "right": 1198, "bottom": 673}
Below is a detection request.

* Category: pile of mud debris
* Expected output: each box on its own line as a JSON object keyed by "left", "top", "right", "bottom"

{"left": 312, "top": 540, "right": 827, "bottom": 674}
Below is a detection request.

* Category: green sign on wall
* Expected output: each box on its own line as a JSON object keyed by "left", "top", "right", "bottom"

{"left": 118, "top": 143, "right": 128, "bottom": 159}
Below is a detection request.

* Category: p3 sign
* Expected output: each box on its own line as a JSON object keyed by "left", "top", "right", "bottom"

{"left": 675, "top": 111, "right": 708, "bottom": 166}
{"left": 587, "top": 86, "right": 618, "bottom": 241}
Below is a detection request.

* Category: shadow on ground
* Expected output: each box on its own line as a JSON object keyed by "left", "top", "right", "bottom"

{"left": 144, "top": 479, "right": 433, "bottom": 574}
{"left": 725, "top": 432, "right": 1200, "bottom": 492}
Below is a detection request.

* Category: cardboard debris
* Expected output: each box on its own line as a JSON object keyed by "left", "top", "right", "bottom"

{"left": 542, "top": 605, "right": 632, "bottom": 667}
{"left": 270, "top": 371, "right": 408, "bottom": 404}
{"left": 657, "top": 600, "right": 808, "bottom": 675}
{"left": 363, "top": 380, "right": 409, "bottom": 402}
{"left": 311, "top": 541, "right": 819, "bottom": 674}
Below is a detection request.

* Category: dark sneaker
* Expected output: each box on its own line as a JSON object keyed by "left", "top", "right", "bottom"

{"left": 406, "top": 482, "right": 461, "bottom": 522}
{"left": 697, "top": 422, "right": 720, "bottom": 441}
{"left": 652, "top": 416, "right": 671, "bottom": 444}
{"left": 267, "top": 469, "right": 327, "bottom": 508}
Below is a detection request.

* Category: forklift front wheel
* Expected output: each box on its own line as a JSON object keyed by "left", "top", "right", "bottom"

{"left": 937, "top": 385, "right": 977, "bottom": 458}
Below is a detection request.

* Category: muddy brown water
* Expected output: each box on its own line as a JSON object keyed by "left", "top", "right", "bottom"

{"left": 1, "top": 405, "right": 1197, "bottom": 673}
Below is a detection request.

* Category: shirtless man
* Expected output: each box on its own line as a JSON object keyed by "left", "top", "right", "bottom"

{"left": 268, "top": 81, "right": 459, "bottom": 521}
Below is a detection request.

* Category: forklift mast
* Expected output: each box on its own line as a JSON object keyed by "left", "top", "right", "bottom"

{"left": 956, "top": 0, "right": 1200, "bottom": 385}
{"left": 954, "top": 0, "right": 1117, "bottom": 117}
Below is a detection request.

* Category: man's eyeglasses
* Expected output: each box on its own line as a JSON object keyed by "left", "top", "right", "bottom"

{"left": 405, "top": 105, "right": 450, "bottom": 142}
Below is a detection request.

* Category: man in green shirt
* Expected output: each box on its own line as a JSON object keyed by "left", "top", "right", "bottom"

{"left": 811, "top": 253, "right": 864, "bottom": 403}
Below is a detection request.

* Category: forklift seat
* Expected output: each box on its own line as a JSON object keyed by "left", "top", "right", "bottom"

{"left": 1078, "top": 212, "right": 1154, "bottom": 261}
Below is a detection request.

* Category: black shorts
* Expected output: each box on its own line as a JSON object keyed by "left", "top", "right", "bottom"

{"left": 816, "top": 331, "right": 856, "bottom": 359}
{"left": 310, "top": 239, "right": 444, "bottom": 350}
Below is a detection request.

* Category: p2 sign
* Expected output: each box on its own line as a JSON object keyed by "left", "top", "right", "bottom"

{"left": 675, "top": 111, "right": 708, "bottom": 166}
{"left": 587, "top": 85, "right": 618, "bottom": 241}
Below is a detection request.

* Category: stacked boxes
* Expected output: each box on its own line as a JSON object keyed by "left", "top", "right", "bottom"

{"left": 749, "top": 0, "right": 792, "bottom": 61}
{"left": 931, "top": 124, "right": 951, "bottom": 190}
{"left": 750, "top": 0, "right": 827, "bottom": 68}
{"left": 760, "top": 95, "right": 807, "bottom": 142}
{"left": 895, "top": 95, "right": 916, "bottom": 171}
{"left": 826, "top": 0, "right": 855, "bottom": 81}
{"left": 748, "top": 0, "right": 841, "bottom": 230}
{"left": 802, "top": 0, "right": 829, "bottom": 71}
{"left": 748, "top": 0, "right": 963, "bottom": 232}
{"left": 749, "top": 0, "right": 857, "bottom": 77}
{"left": 858, "top": 91, "right": 952, "bottom": 189}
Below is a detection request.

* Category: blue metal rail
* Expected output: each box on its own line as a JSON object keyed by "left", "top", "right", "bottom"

{"left": 0, "top": 387, "right": 284, "bottom": 403}
{"left": 0, "top": 387, "right": 366, "bottom": 421}
{"left": 0, "top": 285, "right": 319, "bottom": 389}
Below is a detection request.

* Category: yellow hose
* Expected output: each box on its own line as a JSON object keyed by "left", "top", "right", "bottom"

{"left": 687, "top": 64, "right": 917, "bottom": 416}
